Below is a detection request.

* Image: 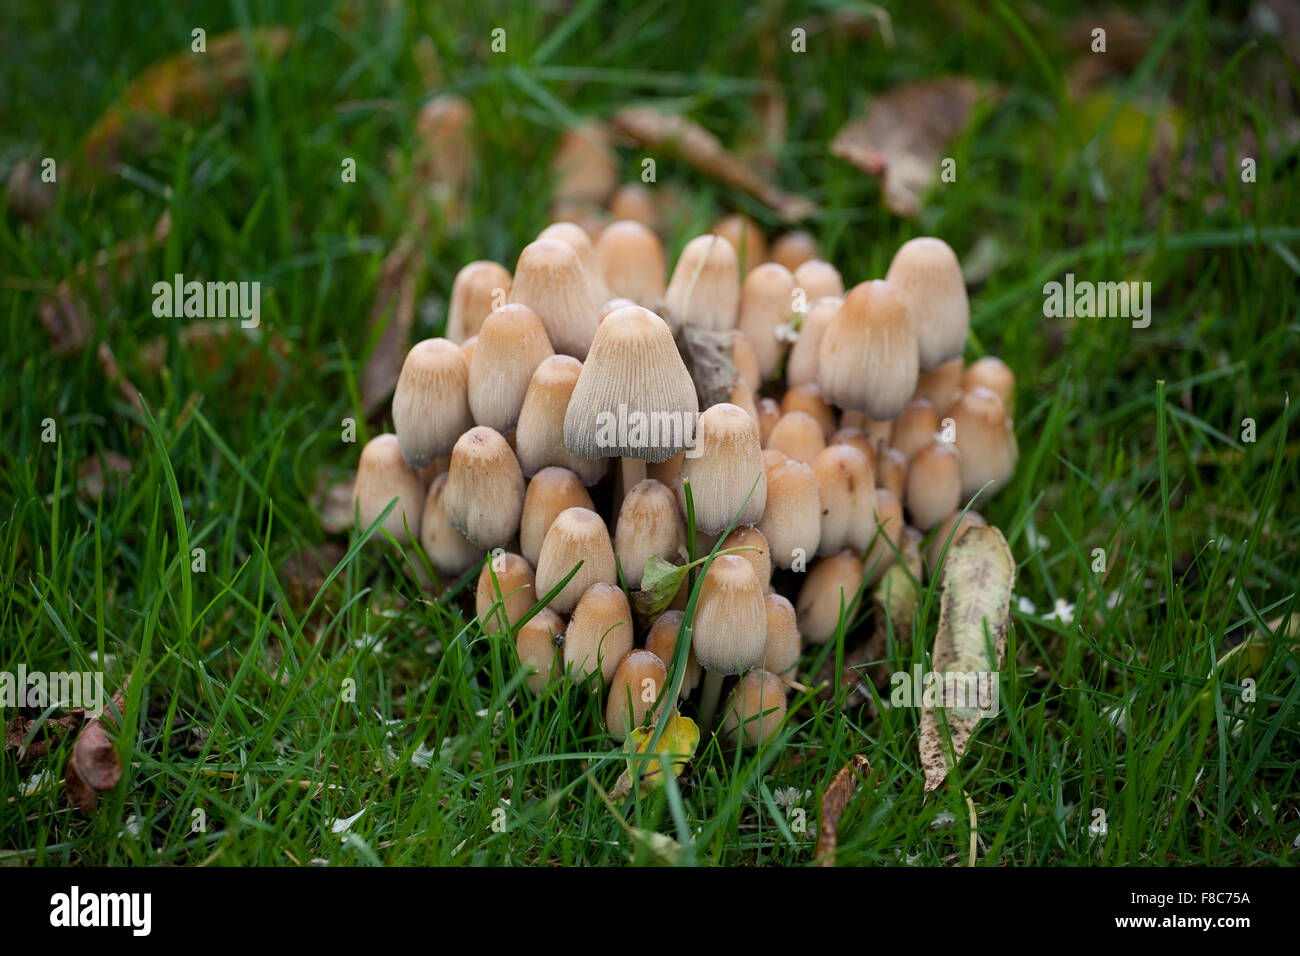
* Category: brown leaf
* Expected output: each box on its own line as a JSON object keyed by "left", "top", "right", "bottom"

{"left": 79, "top": 28, "right": 292, "bottom": 175}
{"left": 6, "top": 711, "right": 87, "bottom": 764}
{"left": 918, "top": 526, "right": 1015, "bottom": 794}
{"left": 678, "top": 326, "right": 738, "bottom": 409}
{"left": 362, "top": 230, "right": 424, "bottom": 416}
{"left": 139, "top": 320, "right": 293, "bottom": 390}
{"left": 830, "top": 78, "right": 993, "bottom": 218}
{"left": 815, "top": 754, "right": 873, "bottom": 866}
{"left": 64, "top": 688, "right": 126, "bottom": 812}
{"left": 611, "top": 107, "right": 817, "bottom": 222}
{"left": 77, "top": 450, "right": 133, "bottom": 502}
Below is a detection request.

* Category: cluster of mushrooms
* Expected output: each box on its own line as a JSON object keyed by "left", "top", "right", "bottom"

{"left": 350, "top": 189, "right": 1018, "bottom": 749}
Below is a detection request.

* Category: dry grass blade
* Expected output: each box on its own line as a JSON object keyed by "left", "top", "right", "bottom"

{"left": 815, "top": 754, "right": 872, "bottom": 866}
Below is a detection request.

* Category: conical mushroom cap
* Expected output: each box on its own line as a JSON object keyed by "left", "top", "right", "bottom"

{"left": 563, "top": 304, "right": 699, "bottom": 464}
{"left": 691, "top": 554, "right": 766, "bottom": 675}
{"left": 515, "top": 355, "right": 609, "bottom": 485}
{"left": 468, "top": 304, "right": 554, "bottom": 432}
{"left": 534, "top": 506, "right": 617, "bottom": 614}
{"left": 819, "top": 280, "right": 918, "bottom": 420}
{"left": 443, "top": 426, "right": 526, "bottom": 549}
{"left": 664, "top": 234, "right": 740, "bottom": 332}
{"left": 509, "top": 238, "right": 600, "bottom": 359}
{"left": 392, "top": 338, "right": 472, "bottom": 468}
{"left": 355, "top": 433, "right": 425, "bottom": 544}
{"left": 885, "top": 237, "right": 969, "bottom": 371}
{"left": 446, "top": 261, "right": 511, "bottom": 343}
{"left": 949, "top": 385, "right": 1017, "bottom": 499}
{"left": 595, "top": 220, "right": 666, "bottom": 308}
{"left": 678, "top": 402, "right": 767, "bottom": 534}
{"left": 736, "top": 262, "right": 796, "bottom": 381}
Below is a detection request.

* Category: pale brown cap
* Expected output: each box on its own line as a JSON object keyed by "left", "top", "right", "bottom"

{"left": 885, "top": 237, "right": 969, "bottom": 370}
{"left": 644, "top": 610, "right": 702, "bottom": 698}
{"left": 595, "top": 220, "right": 666, "bottom": 308}
{"left": 795, "top": 549, "right": 865, "bottom": 644}
{"left": 446, "top": 261, "right": 511, "bottom": 343}
{"left": 534, "top": 506, "right": 617, "bottom": 614}
{"left": 782, "top": 383, "right": 836, "bottom": 439}
{"left": 509, "top": 238, "right": 600, "bottom": 359}
{"left": 757, "top": 397, "right": 782, "bottom": 446}
{"left": 905, "top": 439, "right": 962, "bottom": 530}
{"left": 605, "top": 649, "right": 668, "bottom": 740}
{"left": 766, "top": 410, "right": 825, "bottom": 466}
{"left": 551, "top": 121, "right": 617, "bottom": 206}
{"left": 878, "top": 446, "right": 907, "bottom": 500}
{"left": 392, "top": 338, "right": 473, "bottom": 469}
{"left": 760, "top": 592, "right": 802, "bottom": 676}
{"left": 615, "top": 478, "right": 687, "bottom": 588}
{"left": 539, "top": 220, "right": 611, "bottom": 305}
{"left": 786, "top": 295, "right": 842, "bottom": 389}
{"left": 769, "top": 231, "right": 818, "bottom": 272}
{"left": 719, "top": 524, "right": 772, "bottom": 589}
{"left": 419, "top": 473, "right": 483, "bottom": 575}
{"left": 664, "top": 234, "right": 740, "bottom": 333}
{"left": 831, "top": 427, "right": 876, "bottom": 465}
{"left": 758, "top": 452, "right": 822, "bottom": 569}
{"left": 476, "top": 552, "right": 536, "bottom": 635}
{"left": 598, "top": 297, "right": 640, "bottom": 322}
{"left": 460, "top": 335, "right": 478, "bottom": 365}
{"left": 563, "top": 305, "right": 699, "bottom": 463}
{"left": 516, "top": 355, "right": 608, "bottom": 486}
{"left": 913, "top": 356, "right": 964, "bottom": 417}
{"left": 415, "top": 94, "right": 473, "bottom": 196}
{"left": 891, "top": 398, "right": 939, "bottom": 464}
{"left": 962, "top": 356, "right": 1015, "bottom": 413}
{"left": 468, "top": 304, "right": 555, "bottom": 432}
{"left": 721, "top": 669, "right": 787, "bottom": 747}
{"left": 730, "top": 330, "right": 761, "bottom": 393}
{"left": 925, "top": 508, "right": 987, "bottom": 578}
{"left": 865, "top": 486, "right": 905, "bottom": 584}
{"left": 792, "top": 258, "right": 845, "bottom": 301}
{"left": 678, "top": 403, "right": 767, "bottom": 534}
{"left": 516, "top": 608, "right": 565, "bottom": 694}
{"left": 443, "top": 426, "right": 526, "bottom": 549}
{"left": 813, "top": 443, "right": 877, "bottom": 555}
{"left": 736, "top": 262, "right": 796, "bottom": 380}
{"left": 355, "top": 433, "right": 425, "bottom": 544}
{"left": 729, "top": 380, "right": 760, "bottom": 430}
{"left": 712, "top": 213, "right": 766, "bottom": 274}
{"left": 563, "top": 581, "right": 634, "bottom": 684}
{"left": 520, "top": 467, "right": 595, "bottom": 568}
{"left": 608, "top": 183, "right": 659, "bottom": 230}
{"left": 691, "top": 554, "right": 766, "bottom": 674}
{"left": 819, "top": 279, "right": 918, "bottom": 419}
{"left": 949, "top": 385, "right": 1017, "bottom": 499}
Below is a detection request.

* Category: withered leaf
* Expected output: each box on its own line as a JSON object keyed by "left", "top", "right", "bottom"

{"left": 77, "top": 450, "right": 133, "bottom": 503}
{"left": 918, "top": 526, "right": 1015, "bottom": 794}
{"left": 5, "top": 711, "right": 87, "bottom": 764}
{"left": 678, "top": 326, "right": 739, "bottom": 410}
{"left": 815, "top": 754, "right": 873, "bottom": 866}
{"left": 830, "top": 77, "right": 993, "bottom": 218}
{"left": 611, "top": 106, "right": 817, "bottom": 222}
{"left": 65, "top": 688, "right": 127, "bottom": 812}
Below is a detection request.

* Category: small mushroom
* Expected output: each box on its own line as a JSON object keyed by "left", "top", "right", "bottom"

{"left": 468, "top": 304, "right": 554, "bottom": 432}
{"left": 905, "top": 439, "right": 962, "bottom": 531}
{"left": 520, "top": 467, "right": 596, "bottom": 568}
{"left": 476, "top": 552, "right": 535, "bottom": 635}
{"left": 819, "top": 279, "right": 918, "bottom": 420}
{"left": 355, "top": 434, "right": 425, "bottom": 544}
{"left": 664, "top": 234, "right": 740, "bottom": 333}
{"left": 721, "top": 670, "right": 787, "bottom": 747}
{"left": 534, "top": 506, "right": 617, "bottom": 614}
{"left": 563, "top": 581, "right": 634, "bottom": 685}
{"left": 885, "top": 236, "right": 969, "bottom": 371}
{"left": 443, "top": 426, "right": 526, "bottom": 549}
{"left": 605, "top": 649, "right": 668, "bottom": 740}
{"left": 391, "top": 338, "right": 473, "bottom": 469}
{"left": 446, "top": 261, "right": 511, "bottom": 343}
{"left": 515, "top": 355, "right": 608, "bottom": 485}
{"left": 678, "top": 402, "right": 767, "bottom": 535}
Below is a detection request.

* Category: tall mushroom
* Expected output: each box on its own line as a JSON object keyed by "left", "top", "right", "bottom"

{"left": 819, "top": 279, "right": 918, "bottom": 421}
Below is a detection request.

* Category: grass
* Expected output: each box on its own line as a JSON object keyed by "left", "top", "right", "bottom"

{"left": 1, "top": 0, "right": 1297, "bottom": 866}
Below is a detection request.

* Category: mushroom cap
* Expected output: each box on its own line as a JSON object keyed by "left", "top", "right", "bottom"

{"left": 534, "top": 506, "right": 617, "bottom": 614}
{"left": 718, "top": 524, "right": 772, "bottom": 589}
{"left": 781, "top": 383, "right": 836, "bottom": 439}
{"left": 552, "top": 122, "right": 618, "bottom": 206}
{"left": 520, "top": 466, "right": 596, "bottom": 568}
{"left": 813, "top": 443, "right": 878, "bottom": 556}
{"left": 891, "top": 398, "right": 939, "bottom": 464}
{"left": 691, "top": 554, "right": 767, "bottom": 675}
{"left": 766, "top": 410, "right": 825, "bottom": 467}
{"left": 596, "top": 220, "right": 667, "bottom": 308}
{"left": 355, "top": 433, "right": 425, "bottom": 544}
{"left": 713, "top": 213, "right": 766, "bottom": 274}
{"left": 446, "top": 261, "right": 511, "bottom": 343}
{"left": 758, "top": 452, "right": 822, "bottom": 569}
{"left": 795, "top": 549, "right": 866, "bottom": 644}
{"left": 468, "top": 304, "right": 555, "bottom": 432}
{"left": 678, "top": 402, "right": 767, "bottom": 535}
{"left": 392, "top": 338, "right": 473, "bottom": 469}
{"left": 443, "top": 426, "right": 526, "bottom": 549}
{"left": 962, "top": 356, "right": 1016, "bottom": 413}
{"left": 419, "top": 473, "right": 483, "bottom": 575}
{"left": 614, "top": 478, "right": 687, "bottom": 588}
{"left": 539, "top": 221, "right": 611, "bottom": 304}
{"left": 819, "top": 279, "right": 918, "bottom": 420}
{"left": 792, "top": 258, "right": 845, "bottom": 301}
{"left": 605, "top": 649, "right": 668, "bottom": 740}
{"left": 769, "top": 231, "right": 819, "bottom": 272}
{"left": 949, "top": 385, "right": 1018, "bottom": 498}
{"left": 644, "top": 610, "right": 702, "bottom": 698}
{"left": 736, "top": 262, "right": 796, "bottom": 380}
{"left": 562, "top": 304, "right": 699, "bottom": 463}
{"left": 760, "top": 593, "right": 802, "bottom": 676}
{"left": 664, "top": 234, "right": 741, "bottom": 333}
{"left": 516, "top": 355, "right": 609, "bottom": 485}
{"left": 515, "top": 608, "right": 565, "bottom": 694}
{"left": 563, "top": 581, "right": 634, "bottom": 684}
{"left": 721, "top": 669, "right": 788, "bottom": 747}
{"left": 885, "top": 236, "right": 969, "bottom": 371}
{"left": 608, "top": 183, "right": 660, "bottom": 230}
{"left": 476, "top": 553, "right": 536, "bottom": 635}
{"left": 786, "top": 295, "right": 842, "bottom": 389}
{"left": 913, "top": 356, "right": 965, "bottom": 417}
{"left": 905, "top": 439, "right": 962, "bottom": 531}
{"left": 509, "top": 238, "right": 600, "bottom": 359}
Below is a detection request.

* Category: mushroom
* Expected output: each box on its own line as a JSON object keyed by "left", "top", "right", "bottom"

{"left": 515, "top": 355, "right": 608, "bottom": 486}
{"left": 595, "top": 220, "right": 667, "bottom": 308}
{"left": 520, "top": 467, "right": 596, "bottom": 568}
{"left": 830, "top": 427, "right": 875, "bottom": 464}
{"left": 678, "top": 402, "right": 767, "bottom": 536}
{"left": 962, "top": 356, "right": 1016, "bottom": 413}
{"left": 913, "top": 356, "right": 965, "bottom": 417}
{"left": 692, "top": 553, "right": 767, "bottom": 728}
{"left": 515, "top": 608, "right": 565, "bottom": 694}
{"left": 476, "top": 552, "right": 535, "bottom": 635}
{"left": 551, "top": 121, "right": 617, "bottom": 207}
{"left": 760, "top": 592, "right": 802, "bottom": 677}
{"left": 605, "top": 649, "right": 668, "bottom": 740}
{"left": 446, "top": 261, "right": 511, "bottom": 343}
{"left": 538, "top": 220, "right": 612, "bottom": 305}
{"left": 712, "top": 213, "right": 766, "bottom": 274}
{"left": 563, "top": 581, "right": 634, "bottom": 685}
{"left": 766, "top": 410, "right": 825, "bottom": 466}
{"left": 468, "top": 304, "right": 554, "bottom": 432}
{"left": 757, "top": 451, "right": 822, "bottom": 569}
{"left": 890, "top": 398, "right": 939, "bottom": 464}
{"left": 795, "top": 550, "right": 865, "bottom": 644}
{"left": 812, "top": 443, "right": 877, "bottom": 555}
{"left": 905, "top": 439, "right": 962, "bottom": 531}
{"left": 885, "top": 236, "right": 969, "bottom": 371}
{"left": 509, "top": 238, "right": 600, "bottom": 359}
{"left": 355, "top": 434, "right": 425, "bottom": 544}
{"left": 948, "top": 385, "right": 1017, "bottom": 499}
{"left": 768, "top": 231, "right": 819, "bottom": 272}
{"left": 819, "top": 279, "right": 918, "bottom": 420}
{"left": 419, "top": 473, "right": 482, "bottom": 576}
{"left": 391, "top": 338, "right": 473, "bottom": 469}
{"left": 718, "top": 525, "right": 772, "bottom": 589}
{"left": 615, "top": 478, "right": 687, "bottom": 588}
{"left": 736, "top": 262, "right": 796, "bottom": 381}
{"left": 534, "top": 506, "right": 617, "bottom": 614}
{"left": 781, "top": 383, "right": 836, "bottom": 439}
{"left": 785, "top": 295, "right": 842, "bottom": 389}
{"left": 443, "top": 426, "right": 526, "bottom": 549}
{"left": 792, "top": 258, "right": 844, "bottom": 301}
{"left": 721, "top": 670, "right": 787, "bottom": 747}
{"left": 608, "top": 183, "right": 659, "bottom": 231}
{"left": 663, "top": 234, "right": 740, "bottom": 333}
{"left": 645, "top": 610, "right": 702, "bottom": 698}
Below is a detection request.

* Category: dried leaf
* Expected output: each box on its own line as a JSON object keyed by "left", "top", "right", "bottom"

{"left": 830, "top": 78, "right": 993, "bottom": 218}
{"left": 918, "top": 526, "right": 1015, "bottom": 794}
{"left": 611, "top": 106, "right": 817, "bottom": 222}
{"left": 5, "top": 711, "right": 87, "bottom": 764}
{"left": 815, "top": 754, "right": 873, "bottom": 866}
{"left": 65, "top": 688, "right": 127, "bottom": 812}
{"left": 611, "top": 711, "right": 699, "bottom": 800}
{"left": 139, "top": 320, "right": 293, "bottom": 390}
{"left": 678, "top": 326, "right": 738, "bottom": 409}
{"left": 80, "top": 28, "right": 292, "bottom": 175}
{"left": 77, "top": 450, "right": 133, "bottom": 502}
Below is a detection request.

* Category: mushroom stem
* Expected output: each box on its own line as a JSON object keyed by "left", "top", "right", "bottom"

{"left": 697, "top": 669, "right": 725, "bottom": 730}
{"left": 620, "top": 456, "right": 647, "bottom": 502}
